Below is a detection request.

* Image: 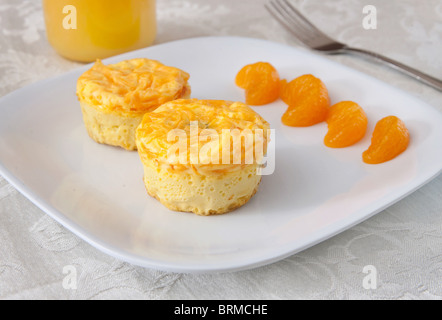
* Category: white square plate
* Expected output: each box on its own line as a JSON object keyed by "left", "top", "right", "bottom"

{"left": 0, "top": 36, "right": 441, "bottom": 273}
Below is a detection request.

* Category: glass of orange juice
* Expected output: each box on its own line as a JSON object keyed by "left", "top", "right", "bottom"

{"left": 42, "top": 0, "right": 156, "bottom": 62}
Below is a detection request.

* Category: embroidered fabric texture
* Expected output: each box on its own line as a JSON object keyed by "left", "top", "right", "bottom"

{"left": 0, "top": 0, "right": 441, "bottom": 299}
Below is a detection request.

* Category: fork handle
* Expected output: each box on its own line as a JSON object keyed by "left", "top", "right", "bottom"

{"left": 344, "top": 47, "right": 442, "bottom": 91}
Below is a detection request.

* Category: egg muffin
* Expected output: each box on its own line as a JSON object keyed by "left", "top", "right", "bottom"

{"left": 76, "top": 58, "right": 191, "bottom": 150}
{"left": 135, "top": 99, "right": 270, "bottom": 215}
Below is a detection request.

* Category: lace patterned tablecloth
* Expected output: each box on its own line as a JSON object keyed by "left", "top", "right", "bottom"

{"left": 0, "top": 0, "right": 441, "bottom": 300}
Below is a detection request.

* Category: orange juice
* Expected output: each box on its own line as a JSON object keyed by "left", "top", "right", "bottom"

{"left": 43, "top": 0, "right": 156, "bottom": 62}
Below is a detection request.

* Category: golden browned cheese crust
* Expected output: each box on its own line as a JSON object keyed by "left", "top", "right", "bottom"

{"left": 76, "top": 58, "right": 191, "bottom": 150}
{"left": 135, "top": 99, "right": 270, "bottom": 215}
{"left": 77, "top": 58, "right": 191, "bottom": 115}
{"left": 136, "top": 99, "right": 270, "bottom": 174}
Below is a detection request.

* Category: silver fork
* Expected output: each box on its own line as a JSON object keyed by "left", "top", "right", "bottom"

{"left": 265, "top": 0, "right": 442, "bottom": 91}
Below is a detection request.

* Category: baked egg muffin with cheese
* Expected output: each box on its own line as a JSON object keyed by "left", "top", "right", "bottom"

{"left": 135, "top": 99, "right": 270, "bottom": 216}
{"left": 76, "top": 58, "right": 191, "bottom": 150}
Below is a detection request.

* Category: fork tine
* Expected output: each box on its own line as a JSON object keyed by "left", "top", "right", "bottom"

{"left": 265, "top": 0, "right": 315, "bottom": 44}
{"left": 264, "top": 2, "right": 294, "bottom": 34}
{"left": 266, "top": 0, "right": 336, "bottom": 48}
{"left": 278, "top": 0, "right": 330, "bottom": 38}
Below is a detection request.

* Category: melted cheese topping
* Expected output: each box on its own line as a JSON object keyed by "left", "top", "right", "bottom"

{"left": 76, "top": 58, "right": 190, "bottom": 115}
{"left": 136, "top": 99, "right": 270, "bottom": 174}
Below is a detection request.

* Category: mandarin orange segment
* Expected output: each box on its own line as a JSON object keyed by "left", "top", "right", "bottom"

{"left": 279, "top": 79, "right": 289, "bottom": 103}
{"left": 235, "top": 62, "right": 280, "bottom": 105}
{"left": 324, "top": 101, "right": 368, "bottom": 148}
{"left": 280, "top": 74, "right": 330, "bottom": 127}
{"left": 362, "top": 116, "right": 410, "bottom": 164}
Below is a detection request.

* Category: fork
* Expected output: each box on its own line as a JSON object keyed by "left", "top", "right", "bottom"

{"left": 265, "top": 0, "right": 442, "bottom": 91}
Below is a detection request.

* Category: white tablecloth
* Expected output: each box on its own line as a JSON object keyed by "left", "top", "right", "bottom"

{"left": 0, "top": 0, "right": 441, "bottom": 300}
